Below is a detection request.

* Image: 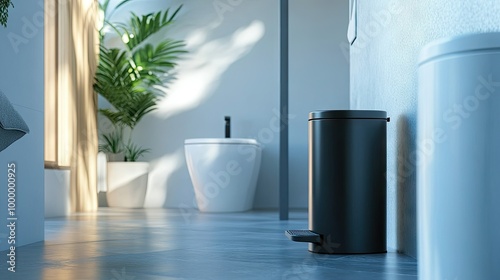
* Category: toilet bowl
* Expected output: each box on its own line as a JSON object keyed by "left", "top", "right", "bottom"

{"left": 184, "top": 138, "right": 262, "bottom": 212}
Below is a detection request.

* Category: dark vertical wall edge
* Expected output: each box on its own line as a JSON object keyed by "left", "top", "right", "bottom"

{"left": 279, "top": 0, "right": 289, "bottom": 220}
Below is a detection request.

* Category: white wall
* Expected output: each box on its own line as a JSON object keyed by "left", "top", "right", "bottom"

{"left": 289, "top": 0, "right": 349, "bottom": 208}
{"left": 350, "top": 0, "right": 500, "bottom": 256}
{"left": 101, "top": 0, "right": 350, "bottom": 210}
{"left": 102, "top": 0, "right": 280, "bottom": 209}
{"left": 0, "top": 0, "right": 45, "bottom": 251}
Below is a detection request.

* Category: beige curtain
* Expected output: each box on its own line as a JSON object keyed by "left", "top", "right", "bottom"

{"left": 44, "top": 0, "right": 58, "bottom": 167}
{"left": 55, "top": 0, "right": 99, "bottom": 212}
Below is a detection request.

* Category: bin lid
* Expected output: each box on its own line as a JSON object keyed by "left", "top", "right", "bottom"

{"left": 419, "top": 32, "right": 500, "bottom": 66}
{"left": 309, "top": 110, "right": 387, "bottom": 120}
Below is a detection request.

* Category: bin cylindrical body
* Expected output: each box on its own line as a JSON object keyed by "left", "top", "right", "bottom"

{"left": 418, "top": 32, "right": 500, "bottom": 279}
{"left": 308, "top": 110, "right": 387, "bottom": 254}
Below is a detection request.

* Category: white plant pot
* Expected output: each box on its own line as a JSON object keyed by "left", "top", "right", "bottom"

{"left": 106, "top": 162, "right": 149, "bottom": 208}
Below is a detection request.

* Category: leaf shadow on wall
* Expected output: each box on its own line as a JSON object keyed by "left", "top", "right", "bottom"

{"left": 140, "top": 20, "right": 266, "bottom": 209}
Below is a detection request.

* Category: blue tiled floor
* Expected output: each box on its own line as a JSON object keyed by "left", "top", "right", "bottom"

{"left": 0, "top": 209, "right": 417, "bottom": 279}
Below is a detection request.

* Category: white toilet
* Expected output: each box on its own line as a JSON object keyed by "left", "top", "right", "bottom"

{"left": 184, "top": 138, "right": 262, "bottom": 212}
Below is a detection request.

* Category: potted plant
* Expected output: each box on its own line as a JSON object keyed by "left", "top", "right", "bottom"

{"left": 95, "top": 0, "right": 186, "bottom": 207}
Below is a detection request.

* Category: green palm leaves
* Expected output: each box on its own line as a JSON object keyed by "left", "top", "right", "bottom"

{"left": 0, "top": 0, "right": 13, "bottom": 27}
{"left": 95, "top": 1, "right": 186, "bottom": 161}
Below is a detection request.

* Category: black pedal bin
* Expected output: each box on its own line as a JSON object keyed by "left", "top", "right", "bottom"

{"left": 308, "top": 110, "right": 388, "bottom": 254}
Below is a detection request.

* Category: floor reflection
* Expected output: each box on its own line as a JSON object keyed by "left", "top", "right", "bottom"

{"left": 1, "top": 209, "right": 417, "bottom": 280}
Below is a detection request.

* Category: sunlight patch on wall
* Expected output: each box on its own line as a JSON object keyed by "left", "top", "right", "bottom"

{"left": 154, "top": 20, "right": 265, "bottom": 119}
{"left": 145, "top": 148, "right": 185, "bottom": 207}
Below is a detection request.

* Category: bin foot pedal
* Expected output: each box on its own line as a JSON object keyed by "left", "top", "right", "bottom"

{"left": 285, "top": 230, "right": 321, "bottom": 243}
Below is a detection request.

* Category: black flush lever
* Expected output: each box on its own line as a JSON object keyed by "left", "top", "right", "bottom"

{"left": 225, "top": 116, "right": 231, "bottom": 138}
